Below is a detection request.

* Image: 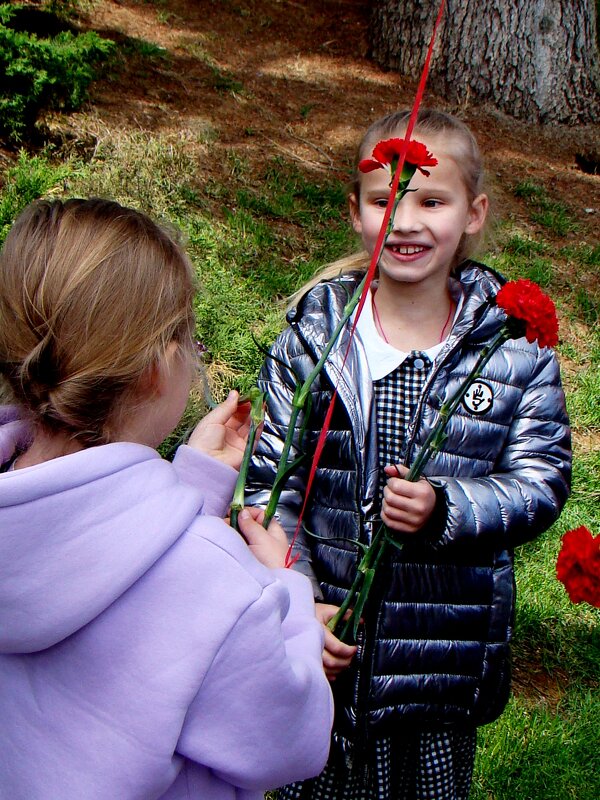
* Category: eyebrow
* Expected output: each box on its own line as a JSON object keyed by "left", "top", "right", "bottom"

{"left": 362, "top": 185, "right": 455, "bottom": 198}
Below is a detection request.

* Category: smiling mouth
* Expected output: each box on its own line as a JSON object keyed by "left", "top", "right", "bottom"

{"left": 387, "top": 244, "right": 428, "bottom": 255}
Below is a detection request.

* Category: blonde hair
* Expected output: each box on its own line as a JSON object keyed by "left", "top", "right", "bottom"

{"left": 0, "top": 198, "right": 197, "bottom": 445}
{"left": 290, "top": 108, "right": 488, "bottom": 306}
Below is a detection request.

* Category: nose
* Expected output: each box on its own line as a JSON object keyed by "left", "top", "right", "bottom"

{"left": 392, "top": 197, "right": 421, "bottom": 232}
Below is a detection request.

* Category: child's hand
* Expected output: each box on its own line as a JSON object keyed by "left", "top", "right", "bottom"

{"left": 236, "top": 507, "right": 289, "bottom": 570}
{"left": 315, "top": 603, "right": 357, "bottom": 681}
{"left": 187, "top": 390, "right": 252, "bottom": 469}
{"left": 381, "top": 464, "right": 437, "bottom": 533}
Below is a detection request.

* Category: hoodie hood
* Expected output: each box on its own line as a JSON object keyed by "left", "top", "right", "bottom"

{"left": 0, "top": 409, "right": 209, "bottom": 654}
{"left": 0, "top": 405, "right": 32, "bottom": 464}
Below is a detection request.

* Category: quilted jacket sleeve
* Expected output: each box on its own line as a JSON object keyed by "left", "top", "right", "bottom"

{"left": 245, "top": 328, "right": 323, "bottom": 596}
{"left": 428, "top": 345, "right": 571, "bottom": 550}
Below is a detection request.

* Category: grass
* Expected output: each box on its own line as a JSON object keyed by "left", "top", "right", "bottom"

{"left": 1, "top": 117, "right": 599, "bottom": 800}
{"left": 0, "top": 149, "right": 73, "bottom": 242}
{"left": 512, "top": 180, "right": 579, "bottom": 236}
{"left": 52, "top": 132, "right": 355, "bottom": 392}
{"left": 181, "top": 40, "right": 244, "bottom": 95}
{"left": 120, "top": 37, "right": 170, "bottom": 61}
{"left": 472, "top": 692, "right": 599, "bottom": 800}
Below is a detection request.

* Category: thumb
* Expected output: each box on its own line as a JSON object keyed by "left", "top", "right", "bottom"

{"left": 205, "top": 390, "right": 239, "bottom": 423}
{"left": 384, "top": 463, "right": 409, "bottom": 479}
{"left": 236, "top": 508, "right": 266, "bottom": 545}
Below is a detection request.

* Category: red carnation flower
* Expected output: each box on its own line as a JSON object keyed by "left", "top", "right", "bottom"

{"left": 495, "top": 279, "right": 559, "bottom": 349}
{"left": 556, "top": 526, "right": 600, "bottom": 608}
{"left": 359, "top": 137, "right": 438, "bottom": 176}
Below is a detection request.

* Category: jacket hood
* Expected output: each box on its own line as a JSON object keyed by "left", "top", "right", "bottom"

{"left": 0, "top": 408, "right": 207, "bottom": 654}
{"left": 287, "top": 261, "right": 505, "bottom": 346}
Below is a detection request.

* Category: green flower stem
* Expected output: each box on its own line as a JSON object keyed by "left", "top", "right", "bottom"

{"left": 328, "top": 326, "right": 512, "bottom": 643}
{"left": 406, "top": 327, "right": 510, "bottom": 481}
{"left": 262, "top": 382, "right": 305, "bottom": 527}
{"left": 263, "top": 160, "right": 421, "bottom": 640}
{"left": 261, "top": 162, "right": 416, "bottom": 530}
{"left": 230, "top": 389, "right": 266, "bottom": 532}
{"left": 262, "top": 274, "right": 369, "bottom": 528}
{"left": 297, "top": 274, "right": 369, "bottom": 408}
{"left": 327, "top": 523, "right": 386, "bottom": 641}
{"left": 384, "top": 164, "right": 415, "bottom": 239}
{"left": 339, "top": 528, "right": 389, "bottom": 642}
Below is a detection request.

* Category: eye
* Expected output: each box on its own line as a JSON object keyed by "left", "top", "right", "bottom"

{"left": 373, "top": 198, "right": 389, "bottom": 208}
{"left": 423, "top": 198, "right": 443, "bottom": 208}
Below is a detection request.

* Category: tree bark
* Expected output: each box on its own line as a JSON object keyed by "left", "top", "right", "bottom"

{"left": 369, "top": 0, "right": 600, "bottom": 125}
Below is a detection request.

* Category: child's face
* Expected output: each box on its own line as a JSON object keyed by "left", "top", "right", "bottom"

{"left": 349, "top": 144, "right": 487, "bottom": 290}
{"left": 129, "top": 342, "right": 194, "bottom": 449}
{"left": 157, "top": 346, "right": 194, "bottom": 445}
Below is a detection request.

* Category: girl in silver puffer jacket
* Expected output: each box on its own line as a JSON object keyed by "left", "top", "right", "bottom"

{"left": 247, "top": 109, "right": 571, "bottom": 800}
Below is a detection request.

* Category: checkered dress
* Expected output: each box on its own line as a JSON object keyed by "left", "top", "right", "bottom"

{"left": 373, "top": 350, "right": 432, "bottom": 501}
{"left": 275, "top": 351, "right": 477, "bottom": 800}
{"left": 275, "top": 728, "right": 476, "bottom": 800}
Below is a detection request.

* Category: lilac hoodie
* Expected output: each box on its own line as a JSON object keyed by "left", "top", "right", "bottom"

{"left": 0, "top": 406, "right": 333, "bottom": 800}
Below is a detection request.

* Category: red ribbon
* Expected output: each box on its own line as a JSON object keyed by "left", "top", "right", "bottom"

{"left": 285, "top": 0, "right": 447, "bottom": 567}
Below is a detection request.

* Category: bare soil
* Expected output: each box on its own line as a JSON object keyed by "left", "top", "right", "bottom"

{"left": 48, "top": 0, "right": 600, "bottom": 233}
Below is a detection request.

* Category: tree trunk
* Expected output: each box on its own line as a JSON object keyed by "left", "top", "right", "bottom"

{"left": 369, "top": 0, "right": 600, "bottom": 125}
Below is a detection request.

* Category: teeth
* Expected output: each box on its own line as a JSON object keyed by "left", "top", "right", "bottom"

{"left": 390, "top": 245, "right": 426, "bottom": 255}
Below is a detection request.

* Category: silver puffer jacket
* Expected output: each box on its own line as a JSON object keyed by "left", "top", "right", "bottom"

{"left": 247, "top": 261, "right": 571, "bottom": 736}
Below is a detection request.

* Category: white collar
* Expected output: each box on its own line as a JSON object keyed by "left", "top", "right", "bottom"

{"left": 352, "top": 284, "right": 463, "bottom": 381}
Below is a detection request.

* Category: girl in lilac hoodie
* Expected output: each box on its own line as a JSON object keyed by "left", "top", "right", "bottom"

{"left": 0, "top": 198, "right": 333, "bottom": 800}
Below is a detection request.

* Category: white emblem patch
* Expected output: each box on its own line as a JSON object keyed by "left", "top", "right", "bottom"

{"left": 462, "top": 381, "right": 494, "bottom": 415}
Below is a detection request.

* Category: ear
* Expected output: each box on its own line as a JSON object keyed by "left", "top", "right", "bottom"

{"left": 349, "top": 193, "right": 362, "bottom": 234}
{"left": 465, "top": 193, "right": 488, "bottom": 235}
{"left": 141, "top": 342, "right": 179, "bottom": 397}
{"left": 156, "top": 341, "right": 181, "bottom": 395}
{"left": 137, "top": 362, "right": 161, "bottom": 400}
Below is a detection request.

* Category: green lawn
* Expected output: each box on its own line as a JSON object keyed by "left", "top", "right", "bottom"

{"left": 1, "top": 125, "right": 598, "bottom": 799}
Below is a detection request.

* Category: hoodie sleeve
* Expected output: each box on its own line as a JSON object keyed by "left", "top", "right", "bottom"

{"left": 172, "top": 445, "right": 238, "bottom": 518}
{"left": 175, "top": 567, "right": 333, "bottom": 791}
